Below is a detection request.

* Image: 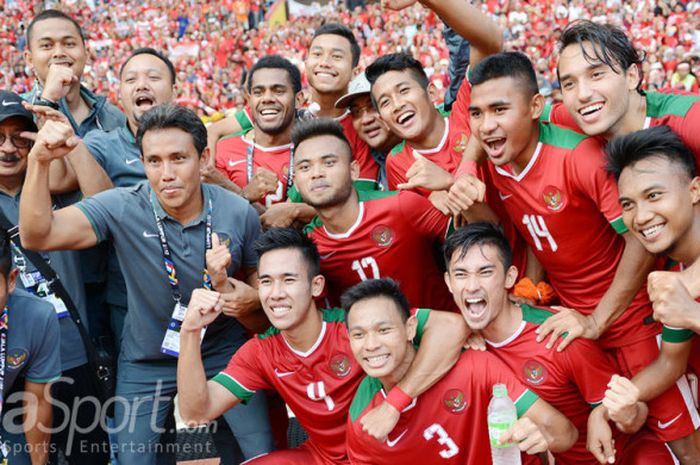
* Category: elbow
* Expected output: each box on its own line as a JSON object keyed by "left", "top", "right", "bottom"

{"left": 18, "top": 228, "right": 44, "bottom": 251}
{"left": 177, "top": 397, "right": 212, "bottom": 427}
{"left": 548, "top": 417, "right": 578, "bottom": 453}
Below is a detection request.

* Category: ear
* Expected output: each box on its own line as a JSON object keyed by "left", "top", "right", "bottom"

{"left": 23, "top": 49, "right": 35, "bottom": 76}
{"left": 200, "top": 146, "right": 211, "bottom": 166}
{"left": 405, "top": 314, "right": 418, "bottom": 342}
{"left": 295, "top": 91, "right": 305, "bottom": 109}
{"left": 625, "top": 64, "right": 641, "bottom": 92}
{"left": 311, "top": 274, "right": 325, "bottom": 298}
{"left": 530, "top": 93, "right": 545, "bottom": 121}
{"left": 504, "top": 265, "right": 518, "bottom": 290}
{"left": 351, "top": 66, "right": 362, "bottom": 79}
{"left": 690, "top": 176, "right": 700, "bottom": 204}
{"left": 349, "top": 159, "right": 360, "bottom": 181}
{"left": 444, "top": 271, "right": 453, "bottom": 294}
{"left": 7, "top": 268, "right": 18, "bottom": 295}
{"left": 427, "top": 81, "right": 440, "bottom": 105}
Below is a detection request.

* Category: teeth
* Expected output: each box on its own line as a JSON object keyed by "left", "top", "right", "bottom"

{"left": 366, "top": 354, "right": 389, "bottom": 364}
{"left": 261, "top": 109, "right": 278, "bottom": 115}
{"left": 641, "top": 224, "right": 664, "bottom": 238}
{"left": 466, "top": 298, "right": 484, "bottom": 304}
{"left": 271, "top": 306, "right": 291, "bottom": 314}
{"left": 580, "top": 103, "right": 603, "bottom": 115}
{"left": 397, "top": 112, "right": 414, "bottom": 124}
{"left": 486, "top": 139, "right": 505, "bottom": 150}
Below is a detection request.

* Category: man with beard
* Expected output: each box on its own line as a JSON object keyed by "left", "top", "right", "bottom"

{"left": 212, "top": 56, "right": 301, "bottom": 207}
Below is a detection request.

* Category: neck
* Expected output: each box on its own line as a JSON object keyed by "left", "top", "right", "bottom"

{"left": 0, "top": 175, "right": 24, "bottom": 197}
{"left": 252, "top": 125, "right": 292, "bottom": 148}
{"left": 670, "top": 212, "right": 700, "bottom": 266}
{"left": 379, "top": 344, "right": 416, "bottom": 392}
{"left": 409, "top": 112, "right": 446, "bottom": 151}
{"left": 605, "top": 92, "right": 647, "bottom": 139}
{"left": 64, "top": 83, "right": 87, "bottom": 113}
{"left": 317, "top": 189, "right": 360, "bottom": 234}
{"left": 509, "top": 124, "right": 541, "bottom": 175}
{"left": 162, "top": 187, "right": 204, "bottom": 225}
{"left": 127, "top": 119, "right": 139, "bottom": 137}
{"left": 281, "top": 305, "right": 324, "bottom": 353}
{"left": 311, "top": 88, "right": 345, "bottom": 118}
{"left": 482, "top": 300, "right": 523, "bottom": 344}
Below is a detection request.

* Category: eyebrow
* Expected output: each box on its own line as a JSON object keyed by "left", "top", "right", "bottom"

{"left": 559, "top": 62, "right": 604, "bottom": 83}
{"left": 258, "top": 272, "right": 299, "bottom": 279}
{"left": 347, "top": 320, "right": 393, "bottom": 332}
{"left": 295, "top": 153, "right": 339, "bottom": 165}
{"left": 468, "top": 101, "right": 509, "bottom": 111}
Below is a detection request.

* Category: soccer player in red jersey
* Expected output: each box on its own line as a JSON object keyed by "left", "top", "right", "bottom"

{"left": 176, "top": 228, "right": 467, "bottom": 465}
{"left": 467, "top": 51, "right": 700, "bottom": 462}
{"left": 211, "top": 56, "right": 300, "bottom": 207}
{"left": 290, "top": 118, "right": 458, "bottom": 312}
{"left": 342, "top": 278, "right": 578, "bottom": 465}
{"left": 443, "top": 222, "right": 674, "bottom": 465}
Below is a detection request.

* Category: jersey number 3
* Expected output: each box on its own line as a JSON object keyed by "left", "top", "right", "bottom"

{"left": 423, "top": 423, "right": 459, "bottom": 459}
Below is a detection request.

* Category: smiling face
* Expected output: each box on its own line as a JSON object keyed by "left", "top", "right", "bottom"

{"left": 347, "top": 295, "right": 417, "bottom": 381}
{"left": 0, "top": 117, "right": 33, "bottom": 180}
{"left": 25, "top": 17, "right": 87, "bottom": 83}
{"left": 119, "top": 54, "right": 175, "bottom": 129}
{"left": 558, "top": 41, "right": 640, "bottom": 138}
{"left": 618, "top": 156, "right": 700, "bottom": 258}
{"left": 249, "top": 67, "right": 297, "bottom": 136}
{"left": 349, "top": 94, "right": 398, "bottom": 152}
{"left": 293, "top": 134, "right": 358, "bottom": 209}
{"left": 305, "top": 34, "right": 355, "bottom": 96}
{"left": 371, "top": 70, "right": 436, "bottom": 145}
{"left": 258, "top": 248, "right": 324, "bottom": 332}
{"left": 469, "top": 76, "right": 542, "bottom": 169}
{"left": 445, "top": 243, "right": 517, "bottom": 331}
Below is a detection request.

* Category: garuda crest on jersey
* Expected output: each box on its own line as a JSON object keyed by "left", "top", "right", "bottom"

{"left": 543, "top": 186, "right": 565, "bottom": 212}
{"left": 442, "top": 389, "right": 467, "bottom": 413}
{"left": 523, "top": 360, "right": 547, "bottom": 385}
{"left": 452, "top": 133, "right": 469, "bottom": 153}
{"left": 330, "top": 353, "right": 352, "bottom": 377}
{"left": 371, "top": 225, "right": 394, "bottom": 247}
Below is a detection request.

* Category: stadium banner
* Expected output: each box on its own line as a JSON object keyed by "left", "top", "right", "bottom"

{"left": 265, "top": 0, "right": 288, "bottom": 28}
{"left": 287, "top": 0, "right": 323, "bottom": 18}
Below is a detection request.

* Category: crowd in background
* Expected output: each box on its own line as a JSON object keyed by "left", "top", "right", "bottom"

{"left": 2, "top": 0, "right": 700, "bottom": 117}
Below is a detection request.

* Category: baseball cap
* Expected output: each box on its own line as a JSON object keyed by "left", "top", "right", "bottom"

{"left": 335, "top": 72, "right": 371, "bottom": 109}
{"left": 0, "top": 90, "right": 37, "bottom": 131}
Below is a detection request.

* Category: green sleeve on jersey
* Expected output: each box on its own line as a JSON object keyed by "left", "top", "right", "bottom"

{"left": 610, "top": 216, "right": 628, "bottom": 235}
{"left": 646, "top": 92, "right": 700, "bottom": 118}
{"left": 75, "top": 204, "right": 105, "bottom": 243}
{"left": 514, "top": 389, "right": 539, "bottom": 418}
{"left": 322, "top": 307, "right": 347, "bottom": 323}
{"left": 661, "top": 325, "right": 695, "bottom": 343}
{"left": 211, "top": 372, "right": 255, "bottom": 404}
{"left": 412, "top": 308, "right": 431, "bottom": 347}
{"left": 236, "top": 110, "right": 254, "bottom": 132}
{"left": 540, "top": 103, "right": 552, "bottom": 122}
{"left": 521, "top": 304, "right": 556, "bottom": 324}
{"left": 287, "top": 185, "right": 303, "bottom": 203}
{"left": 218, "top": 128, "right": 249, "bottom": 142}
{"left": 287, "top": 180, "right": 379, "bottom": 204}
{"left": 389, "top": 140, "right": 406, "bottom": 157}
{"left": 349, "top": 376, "right": 383, "bottom": 421}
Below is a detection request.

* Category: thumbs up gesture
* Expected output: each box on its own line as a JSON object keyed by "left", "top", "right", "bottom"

{"left": 206, "top": 233, "right": 232, "bottom": 290}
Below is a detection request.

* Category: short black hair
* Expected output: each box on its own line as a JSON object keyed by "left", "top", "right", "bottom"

{"left": 247, "top": 55, "right": 302, "bottom": 94}
{"left": 136, "top": 104, "right": 207, "bottom": 156}
{"left": 254, "top": 228, "right": 321, "bottom": 278}
{"left": 341, "top": 278, "right": 411, "bottom": 322}
{"left": 470, "top": 52, "right": 538, "bottom": 97}
{"left": 365, "top": 53, "right": 429, "bottom": 90}
{"left": 291, "top": 118, "right": 352, "bottom": 160}
{"left": 311, "top": 23, "right": 361, "bottom": 67}
{"left": 557, "top": 20, "right": 644, "bottom": 95}
{"left": 606, "top": 125, "right": 697, "bottom": 181}
{"left": 444, "top": 222, "right": 513, "bottom": 271}
{"left": 120, "top": 48, "right": 177, "bottom": 84}
{"left": 0, "top": 230, "right": 11, "bottom": 277}
{"left": 27, "top": 10, "right": 85, "bottom": 47}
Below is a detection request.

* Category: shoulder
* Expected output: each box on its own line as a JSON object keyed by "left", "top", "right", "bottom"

{"left": 358, "top": 189, "right": 398, "bottom": 203}
{"left": 322, "top": 307, "right": 347, "bottom": 323}
{"left": 520, "top": 304, "right": 557, "bottom": 325}
{"left": 646, "top": 91, "right": 700, "bottom": 118}
{"left": 206, "top": 184, "right": 251, "bottom": 213}
{"left": 538, "top": 121, "right": 589, "bottom": 151}
{"left": 8, "top": 290, "right": 55, "bottom": 323}
{"left": 349, "top": 375, "right": 383, "bottom": 422}
{"left": 388, "top": 140, "right": 407, "bottom": 158}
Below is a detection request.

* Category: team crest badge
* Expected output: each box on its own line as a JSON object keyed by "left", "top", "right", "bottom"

{"left": 523, "top": 360, "right": 547, "bottom": 385}
{"left": 442, "top": 389, "right": 467, "bottom": 413}
{"left": 7, "top": 349, "right": 28, "bottom": 370}
{"left": 330, "top": 353, "right": 352, "bottom": 377}
{"left": 543, "top": 186, "right": 566, "bottom": 212}
{"left": 452, "top": 133, "right": 469, "bottom": 153}
{"left": 371, "top": 225, "right": 394, "bottom": 247}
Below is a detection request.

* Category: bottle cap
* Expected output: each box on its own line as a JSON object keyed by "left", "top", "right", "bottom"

{"left": 493, "top": 384, "right": 508, "bottom": 397}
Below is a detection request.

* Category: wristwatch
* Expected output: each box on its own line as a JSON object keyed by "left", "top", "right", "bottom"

{"left": 34, "top": 97, "right": 60, "bottom": 110}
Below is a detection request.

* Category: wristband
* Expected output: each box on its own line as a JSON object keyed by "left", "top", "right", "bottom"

{"left": 386, "top": 386, "right": 412, "bottom": 411}
{"left": 34, "top": 97, "right": 60, "bottom": 110}
{"left": 454, "top": 160, "right": 477, "bottom": 178}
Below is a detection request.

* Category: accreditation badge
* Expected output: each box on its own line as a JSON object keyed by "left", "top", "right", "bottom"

{"left": 160, "top": 302, "right": 206, "bottom": 358}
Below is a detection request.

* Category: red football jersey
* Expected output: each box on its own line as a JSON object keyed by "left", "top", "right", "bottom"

{"left": 215, "top": 130, "right": 293, "bottom": 206}
{"left": 487, "top": 304, "right": 627, "bottom": 465}
{"left": 337, "top": 111, "right": 380, "bottom": 184}
{"left": 545, "top": 91, "right": 700, "bottom": 164}
{"left": 212, "top": 309, "right": 361, "bottom": 465}
{"left": 304, "top": 190, "right": 457, "bottom": 312}
{"left": 386, "top": 118, "right": 468, "bottom": 196}
{"left": 346, "top": 350, "right": 540, "bottom": 465}
{"left": 484, "top": 122, "right": 660, "bottom": 349}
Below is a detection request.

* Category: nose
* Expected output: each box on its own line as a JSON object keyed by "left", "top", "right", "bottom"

{"left": 634, "top": 202, "right": 654, "bottom": 227}
{"left": 576, "top": 78, "right": 593, "bottom": 102}
{"left": 464, "top": 274, "right": 481, "bottom": 294}
{"left": 360, "top": 108, "right": 375, "bottom": 126}
{"left": 270, "top": 279, "right": 286, "bottom": 299}
{"left": 364, "top": 330, "right": 381, "bottom": 352}
{"left": 161, "top": 160, "right": 176, "bottom": 180}
{"left": 51, "top": 43, "right": 67, "bottom": 58}
{"left": 480, "top": 112, "right": 498, "bottom": 134}
{"left": 135, "top": 74, "right": 151, "bottom": 91}
{"left": 310, "top": 161, "right": 325, "bottom": 179}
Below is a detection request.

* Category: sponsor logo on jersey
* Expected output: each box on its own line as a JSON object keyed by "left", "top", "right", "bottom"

{"left": 371, "top": 225, "right": 394, "bottom": 247}
{"left": 543, "top": 186, "right": 565, "bottom": 212}
{"left": 442, "top": 389, "right": 467, "bottom": 413}
{"left": 523, "top": 360, "right": 547, "bottom": 385}
{"left": 330, "top": 353, "right": 352, "bottom": 377}
{"left": 452, "top": 133, "right": 469, "bottom": 153}
{"left": 7, "top": 349, "right": 28, "bottom": 369}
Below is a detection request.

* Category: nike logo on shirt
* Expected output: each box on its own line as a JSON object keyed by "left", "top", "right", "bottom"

{"left": 498, "top": 192, "right": 513, "bottom": 201}
{"left": 319, "top": 251, "right": 337, "bottom": 260}
{"left": 228, "top": 160, "right": 246, "bottom": 167}
{"left": 386, "top": 429, "right": 408, "bottom": 447}
{"left": 1, "top": 100, "right": 19, "bottom": 107}
{"left": 142, "top": 231, "right": 159, "bottom": 238}
{"left": 657, "top": 413, "right": 683, "bottom": 429}
{"left": 274, "top": 368, "right": 295, "bottom": 378}
{"left": 126, "top": 158, "right": 140, "bottom": 165}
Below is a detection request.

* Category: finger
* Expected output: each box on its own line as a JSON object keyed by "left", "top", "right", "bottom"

{"left": 518, "top": 434, "right": 547, "bottom": 455}
{"left": 19, "top": 131, "right": 38, "bottom": 142}
{"left": 589, "top": 439, "right": 607, "bottom": 464}
{"left": 545, "top": 325, "right": 564, "bottom": 349}
{"left": 601, "top": 436, "right": 616, "bottom": 464}
{"left": 556, "top": 331, "right": 577, "bottom": 352}
{"left": 396, "top": 180, "right": 417, "bottom": 190}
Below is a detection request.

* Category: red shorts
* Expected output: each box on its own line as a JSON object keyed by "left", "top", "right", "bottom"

{"left": 242, "top": 442, "right": 348, "bottom": 465}
{"left": 611, "top": 335, "right": 700, "bottom": 442}
{"left": 617, "top": 428, "right": 675, "bottom": 465}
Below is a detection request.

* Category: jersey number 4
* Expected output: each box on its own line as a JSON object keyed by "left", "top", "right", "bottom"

{"left": 423, "top": 423, "right": 459, "bottom": 459}
{"left": 522, "top": 214, "right": 558, "bottom": 252}
{"left": 306, "top": 381, "right": 335, "bottom": 411}
{"left": 351, "top": 256, "right": 380, "bottom": 281}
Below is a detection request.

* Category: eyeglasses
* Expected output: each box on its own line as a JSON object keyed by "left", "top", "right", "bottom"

{"left": 0, "top": 134, "right": 31, "bottom": 149}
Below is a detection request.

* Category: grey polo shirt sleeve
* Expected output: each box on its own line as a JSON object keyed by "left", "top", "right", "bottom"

{"left": 83, "top": 131, "right": 109, "bottom": 169}
{"left": 25, "top": 304, "right": 62, "bottom": 384}
{"left": 75, "top": 188, "right": 126, "bottom": 243}
{"left": 241, "top": 204, "right": 262, "bottom": 269}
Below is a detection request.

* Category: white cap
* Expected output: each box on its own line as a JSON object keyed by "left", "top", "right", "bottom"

{"left": 335, "top": 72, "right": 371, "bottom": 109}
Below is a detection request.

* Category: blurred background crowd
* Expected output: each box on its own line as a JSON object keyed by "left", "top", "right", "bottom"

{"left": 2, "top": 0, "right": 700, "bottom": 117}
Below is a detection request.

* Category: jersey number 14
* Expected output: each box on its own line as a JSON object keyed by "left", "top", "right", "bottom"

{"left": 522, "top": 214, "right": 558, "bottom": 252}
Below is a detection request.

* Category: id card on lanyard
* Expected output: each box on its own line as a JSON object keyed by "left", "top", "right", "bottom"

{"left": 0, "top": 307, "right": 9, "bottom": 460}
{"left": 12, "top": 245, "right": 69, "bottom": 319}
{"left": 153, "top": 198, "right": 214, "bottom": 358}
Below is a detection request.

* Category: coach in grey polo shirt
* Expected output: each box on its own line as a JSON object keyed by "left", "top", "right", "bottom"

{"left": 18, "top": 104, "right": 273, "bottom": 465}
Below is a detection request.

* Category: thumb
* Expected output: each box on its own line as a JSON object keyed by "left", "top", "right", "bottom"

{"left": 412, "top": 150, "right": 427, "bottom": 162}
{"left": 396, "top": 180, "right": 416, "bottom": 190}
{"left": 212, "top": 232, "right": 221, "bottom": 247}
{"left": 602, "top": 437, "right": 615, "bottom": 464}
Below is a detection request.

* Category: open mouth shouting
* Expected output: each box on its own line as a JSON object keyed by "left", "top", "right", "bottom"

{"left": 134, "top": 93, "right": 156, "bottom": 111}
{"left": 463, "top": 296, "right": 489, "bottom": 325}
{"left": 482, "top": 136, "right": 507, "bottom": 160}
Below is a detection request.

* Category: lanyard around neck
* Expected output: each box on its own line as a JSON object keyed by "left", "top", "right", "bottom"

{"left": 245, "top": 138, "right": 295, "bottom": 191}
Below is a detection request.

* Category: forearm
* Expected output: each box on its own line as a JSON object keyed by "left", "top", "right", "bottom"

{"left": 19, "top": 158, "right": 55, "bottom": 249}
{"left": 206, "top": 167, "right": 245, "bottom": 196}
{"left": 66, "top": 142, "right": 113, "bottom": 196}
{"left": 177, "top": 329, "right": 218, "bottom": 423}
{"left": 631, "top": 343, "right": 691, "bottom": 402}
{"left": 293, "top": 203, "right": 318, "bottom": 224}
{"left": 48, "top": 158, "right": 78, "bottom": 194}
{"left": 24, "top": 396, "right": 52, "bottom": 465}
{"left": 537, "top": 410, "right": 578, "bottom": 453}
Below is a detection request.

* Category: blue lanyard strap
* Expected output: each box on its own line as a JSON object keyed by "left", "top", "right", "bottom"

{"left": 151, "top": 198, "right": 214, "bottom": 303}
{"left": 0, "top": 306, "right": 8, "bottom": 418}
{"left": 245, "top": 140, "right": 295, "bottom": 191}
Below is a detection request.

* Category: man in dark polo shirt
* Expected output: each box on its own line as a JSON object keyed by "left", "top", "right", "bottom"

{"left": 17, "top": 104, "right": 273, "bottom": 464}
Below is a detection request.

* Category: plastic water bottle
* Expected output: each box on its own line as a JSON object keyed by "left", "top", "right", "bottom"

{"left": 488, "top": 384, "right": 521, "bottom": 465}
